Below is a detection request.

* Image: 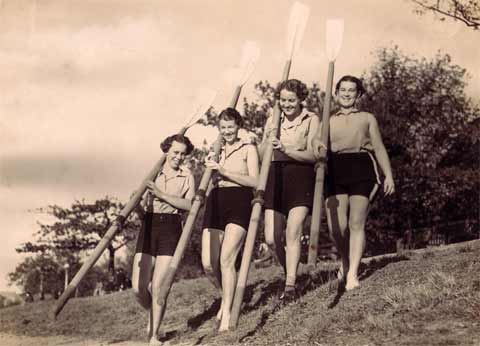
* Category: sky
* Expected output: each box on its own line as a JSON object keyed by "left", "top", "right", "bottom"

{"left": 0, "top": 0, "right": 478, "bottom": 292}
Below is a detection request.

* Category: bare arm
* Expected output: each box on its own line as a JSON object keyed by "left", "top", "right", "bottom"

{"left": 368, "top": 113, "right": 395, "bottom": 195}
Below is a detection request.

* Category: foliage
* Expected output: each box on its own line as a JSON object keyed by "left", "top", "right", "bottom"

{"left": 360, "top": 46, "right": 479, "bottom": 252}
{"left": 8, "top": 254, "right": 63, "bottom": 298}
{"left": 16, "top": 196, "right": 140, "bottom": 274}
{"left": 193, "top": 46, "right": 479, "bottom": 255}
{"left": 408, "top": 0, "right": 480, "bottom": 29}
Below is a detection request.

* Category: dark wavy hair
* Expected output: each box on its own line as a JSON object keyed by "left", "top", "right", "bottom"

{"left": 274, "top": 79, "right": 309, "bottom": 102}
{"left": 218, "top": 107, "right": 243, "bottom": 127}
{"left": 160, "top": 134, "right": 194, "bottom": 155}
{"left": 335, "top": 75, "right": 366, "bottom": 97}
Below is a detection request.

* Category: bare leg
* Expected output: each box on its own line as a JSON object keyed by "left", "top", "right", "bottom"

{"left": 218, "top": 224, "right": 246, "bottom": 331}
{"left": 284, "top": 206, "right": 309, "bottom": 288}
{"left": 346, "top": 195, "right": 371, "bottom": 290}
{"left": 264, "top": 209, "right": 286, "bottom": 270}
{"left": 201, "top": 228, "right": 224, "bottom": 320}
{"left": 131, "top": 253, "right": 155, "bottom": 338}
{"left": 149, "top": 255, "right": 174, "bottom": 344}
{"left": 325, "top": 195, "right": 349, "bottom": 281}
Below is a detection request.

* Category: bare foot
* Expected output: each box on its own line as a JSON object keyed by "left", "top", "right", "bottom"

{"left": 149, "top": 336, "right": 163, "bottom": 346}
{"left": 345, "top": 274, "right": 360, "bottom": 291}
{"left": 218, "top": 315, "right": 230, "bottom": 332}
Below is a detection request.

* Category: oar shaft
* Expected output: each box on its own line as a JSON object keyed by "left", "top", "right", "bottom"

{"left": 307, "top": 61, "right": 335, "bottom": 268}
{"left": 229, "top": 59, "right": 292, "bottom": 330}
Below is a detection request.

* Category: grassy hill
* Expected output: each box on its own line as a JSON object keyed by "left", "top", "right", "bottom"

{"left": 1, "top": 240, "right": 479, "bottom": 346}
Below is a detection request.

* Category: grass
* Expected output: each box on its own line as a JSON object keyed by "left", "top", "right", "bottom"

{"left": 1, "top": 240, "right": 479, "bottom": 346}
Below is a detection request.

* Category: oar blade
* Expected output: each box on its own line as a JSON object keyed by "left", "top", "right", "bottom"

{"left": 183, "top": 88, "right": 217, "bottom": 127}
{"left": 326, "top": 18, "right": 344, "bottom": 62}
{"left": 285, "top": 2, "right": 310, "bottom": 59}
{"left": 238, "top": 40, "right": 261, "bottom": 85}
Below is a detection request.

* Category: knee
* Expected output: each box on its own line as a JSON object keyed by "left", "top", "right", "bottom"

{"left": 285, "top": 222, "right": 302, "bottom": 245}
{"left": 220, "top": 253, "right": 235, "bottom": 271}
{"left": 202, "top": 259, "right": 214, "bottom": 275}
{"left": 348, "top": 218, "right": 365, "bottom": 233}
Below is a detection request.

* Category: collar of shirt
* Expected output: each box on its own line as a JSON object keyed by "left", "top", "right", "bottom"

{"left": 281, "top": 107, "right": 311, "bottom": 130}
{"left": 222, "top": 138, "right": 249, "bottom": 160}
{"left": 159, "top": 166, "right": 188, "bottom": 180}
{"left": 335, "top": 108, "right": 360, "bottom": 116}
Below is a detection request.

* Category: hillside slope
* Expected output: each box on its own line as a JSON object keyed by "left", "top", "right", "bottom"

{"left": 1, "top": 240, "right": 479, "bottom": 346}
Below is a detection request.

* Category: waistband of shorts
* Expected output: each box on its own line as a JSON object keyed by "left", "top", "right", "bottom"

{"left": 271, "top": 159, "right": 314, "bottom": 167}
{"left": 329, "top": 151, "right": 372, "bottom": 158}
{"left": 211, "top": 186, "right": 253, "bottom": 192}
{"left": 145, "top": 213, "right": 181, "bottom": 223}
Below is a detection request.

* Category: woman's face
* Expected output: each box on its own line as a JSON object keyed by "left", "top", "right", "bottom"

{"left": 219, "top": 119, "right": 239, "bottom": 144}
{"left": 166, "top": 140, "right": 188, "bottom": 169}
{"left": 279, "top": 89, "right": 302, "bottom": 117}
{"left": 337, "top": 81, "right": 359, "bottom": 108}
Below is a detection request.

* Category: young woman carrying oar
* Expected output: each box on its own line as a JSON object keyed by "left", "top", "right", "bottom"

{"left": 201, "top": 108, "right": 259, "bottom": 332}
{"left": 260, "top": 79, "right": 319, "bottom": 301}
{"left": 313, "top": 75, "right": 394, "bottom": 291}
{"left": 132, "top": 134, "right": 195, "bottom": 346}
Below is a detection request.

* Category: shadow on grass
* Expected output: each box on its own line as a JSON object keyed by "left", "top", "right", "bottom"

{"left": 327, "top": 254, "right": 409, "bottom": 309}
{"left": 186, "top": 280, "right": 265, "bottom": 332}
{"left": 186, "top": 298, "right": 222, "bottom": 330}
{"left": 359, "top": 255, "right": 409, "bottom": 281}
{"left": 239, "top": 268, "right": 338, "bottom": 342}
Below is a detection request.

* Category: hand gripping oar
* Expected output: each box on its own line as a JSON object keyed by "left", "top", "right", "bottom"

{"left": 229, "top": 2, "right": 310, "bottom": 330}
{"left": 51, "top": 89, "right": 216, "bottom": 319}
{"left": 307, "top": 19, "right": 344, "bottom": 270}
{"left": 155, "top": 41, "right": 261, "bottom": 309}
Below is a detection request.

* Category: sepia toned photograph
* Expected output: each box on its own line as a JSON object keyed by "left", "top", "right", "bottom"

{"left": 0, "top": 1, "right": 479, "bottom": 345}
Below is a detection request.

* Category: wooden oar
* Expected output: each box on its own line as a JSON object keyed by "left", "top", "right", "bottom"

{"left": 229, "top": 2, "right": 310, "bottom": 330}
{"left": 52, "top": 89, "right": 216, "bottom": 319}
{"left": 307, "top": 19, "right": 344, "bottom": 270}
{"left": 155, "top": 41, "right": 261, "bottom": 308}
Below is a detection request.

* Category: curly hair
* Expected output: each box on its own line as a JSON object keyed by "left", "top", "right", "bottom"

{"left": 218, "top": 107, "right": 243, "bottom": 127}
{"left": 274, "top": 79, "right": 309, "bottom": 102}
{"left": 335, "top": 75, "right": 366, "bottom": 97}
{"left": 160, "top": 134, "right": 194, "bottom": 155}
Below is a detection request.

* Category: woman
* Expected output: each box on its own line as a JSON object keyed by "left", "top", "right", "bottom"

{"left": 132, "top": 134, "right": 195, "bottom": 346}
{"left": 201, "top": 107, "right": 259, "bottom": 331}
{"left": 312, "top": 75, "right": 395, "bottom": 291}
{"left": 259, "top": 79, "right": 319, "bottom": 301}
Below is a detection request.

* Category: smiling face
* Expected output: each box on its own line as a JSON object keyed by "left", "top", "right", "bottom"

{"left": 337, "top": 81, "right": 359, "bottom": 109}
{"left": 166, "top": 140, "right": 188, "bottom": 170}
{"left": 219, "top": 118, "right": 240, "bottom": 145}
{"left": 279, "top": 89, "right": 302, "bottom": 118}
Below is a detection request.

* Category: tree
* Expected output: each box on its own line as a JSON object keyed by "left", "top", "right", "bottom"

{"left": 408, "top": 0, "right": 480, "bottom": 30}
{"left": 17, "top": 196, "right": 140, "bottom": 275}
{"left": 360, "top": 46, "right": 479, "bottom": 251}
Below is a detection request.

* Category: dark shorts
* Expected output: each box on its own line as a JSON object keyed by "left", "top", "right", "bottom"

{"left": 325, "top": 152, "right": 381, "bottom": 199}
{"left": 202, "top": 186, "right": 253, "bottom": 231}
{"left": 135, "top": 213, "right": 182, "bottom": 257}
{"left": 264, "top": 160, "right": 315, "bottom": 216}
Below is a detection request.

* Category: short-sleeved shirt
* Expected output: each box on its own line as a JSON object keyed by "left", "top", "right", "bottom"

{"left": 214, "top": 139, "right": 254, "bottom": 188}
{"left": 329, "top": 108, "right": 374, "bottom": 153}
{"left": 263, "top": 107, "right": 316, "bottom": 161}
{"left": 151, "top": 167, "right": 195, "bottom": 214}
